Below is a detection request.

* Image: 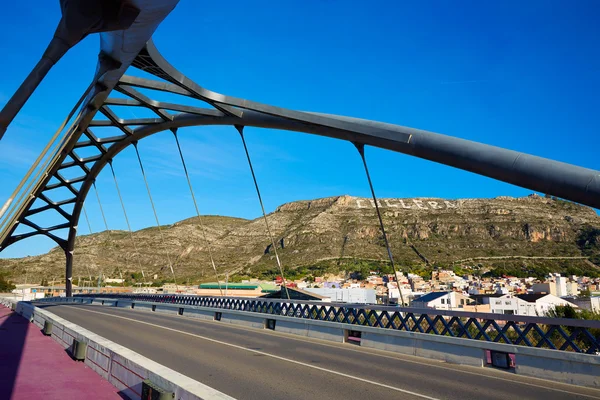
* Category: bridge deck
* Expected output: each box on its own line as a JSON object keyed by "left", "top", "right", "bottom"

{"left": 0, "top": 304, "right": 120, "bottom": 400}
{"left": 36, "top": 303, "right": 600, "bottom": 400}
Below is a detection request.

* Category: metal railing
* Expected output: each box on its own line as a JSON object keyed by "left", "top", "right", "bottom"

{"left": 63, "top": 293, "right": 600, "bottom": 354}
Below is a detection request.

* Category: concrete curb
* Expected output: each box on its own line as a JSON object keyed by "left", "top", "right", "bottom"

{"left": 0, "top": 297, "right": 235, "bottom": 400}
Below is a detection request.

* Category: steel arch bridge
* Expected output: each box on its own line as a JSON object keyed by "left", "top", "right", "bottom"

{"left": 1, "top": 0, "right": 599, "bottom": 297}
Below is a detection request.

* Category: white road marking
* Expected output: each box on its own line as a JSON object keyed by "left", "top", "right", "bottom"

{"left": 65, "top": 305, "right": 600, "bottom": 400}
{"left": 67, "top": 306, "right": 440, "bottom": 400}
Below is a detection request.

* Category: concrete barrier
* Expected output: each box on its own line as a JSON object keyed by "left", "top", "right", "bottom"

{"left": 4, "top": 298, "right": 234, "bottom": 400}
{"left": 307, "top": 323, "right": 345, "bottom": 342}
{"left": 269, "top": 317, "right": 344, "bottom": 342}
{"left": 34, "top": 296, "right": 600, "bottom": 389}
{"left": 274, "top": 319, "right": 309, "bottom": 337}
{"left": 360, "top": 330, "right": 417, "bottom": 356}
{"left": 414, "top": 335, "right": 484, "bottom": 367}
{"left": 132, "top": 302, "right": 153, "bottom": 312}
{"left": 516, "top": 350, "right": 600, "bottom": 387}
{"left": 220, "top": 312, "right": 266, "bottom": 329}
{"left": 185, "top": 308, "right": 215, "bottom": 321}
{"left": 116, "top": 301, "right": 133, "bottom": 308}
{"left": 155, "top": 304, "right": 180, "bottom": 315}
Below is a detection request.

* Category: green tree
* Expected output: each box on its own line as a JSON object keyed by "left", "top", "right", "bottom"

{"left": 546, "top": 305, "right": 600, "bottom": 352}
{"left": 0, "top": 277, "right": 16, "bottom": 292}
{"left": 547, "top": 305, "right": 600, "bottom": 321}
{"left": 577, "top": 225, "right": 600, "bottom": 265}
{"left": 578, "top": 289, "right": 591, "bottom": 298}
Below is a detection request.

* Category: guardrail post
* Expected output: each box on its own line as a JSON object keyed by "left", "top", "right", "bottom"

{"left": 42, "top": 320, "right": 53, "bottom": 336}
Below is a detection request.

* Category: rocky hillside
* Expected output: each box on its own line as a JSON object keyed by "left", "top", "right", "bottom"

{"left": 1, "top": 194, "right": 599, "bottom": 284}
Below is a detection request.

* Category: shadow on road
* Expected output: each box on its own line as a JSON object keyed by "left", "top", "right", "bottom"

{"left": 0, "top": 305, "right": 29, "bottom": 400}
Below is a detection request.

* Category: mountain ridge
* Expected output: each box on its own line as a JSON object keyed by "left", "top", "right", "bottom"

{"left": 1, "top": 194, "right": 599, "bottom": 283}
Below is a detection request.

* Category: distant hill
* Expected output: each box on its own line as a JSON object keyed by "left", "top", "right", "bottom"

{"left": 1, "top": 194, "right": 599, "bottom": 284}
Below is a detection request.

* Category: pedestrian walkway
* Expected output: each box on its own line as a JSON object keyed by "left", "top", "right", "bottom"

{"left": 0, "top": 304, "right": 122, "bottom": 400}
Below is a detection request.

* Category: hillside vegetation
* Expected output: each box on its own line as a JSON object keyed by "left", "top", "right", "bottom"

{"left": 1, "top": 194, "right": 599, "bottom": 284}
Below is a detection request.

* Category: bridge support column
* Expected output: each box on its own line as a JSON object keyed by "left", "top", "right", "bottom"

{"left": 65, "top": 247, "right": 73, "bottom": 297}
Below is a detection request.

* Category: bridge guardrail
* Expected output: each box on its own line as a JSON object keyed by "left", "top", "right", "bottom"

{"left": 62, "top": 293, "right": 600, "bottom": 355}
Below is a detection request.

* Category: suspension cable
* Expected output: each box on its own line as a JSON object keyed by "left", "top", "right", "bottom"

{"left": 92, "top": 182, "right": 125, "bottom": 287}
{"left": 78, "top": 214, "right": 94, "bottom": 283}
{"left": 172, "top": 129, "right": 223, "bottom": 295}
{"left": 82, "top": 206, "right": 101, "bottom": 288}
{"left": 236, "top": 125, "right": 290, "bottom": 300}
{"left": 108, "top": 161, "right": 147, "bottom": 287}
{"left": 355, "top": 143, "right": 405, "bottom": 306}
{"left": 132, "top": 142, "right": 178, "bottom": 292}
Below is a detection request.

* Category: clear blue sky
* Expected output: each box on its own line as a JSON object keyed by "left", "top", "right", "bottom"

{"left": 1, "top": 1, "right": 599, "bottom": 258}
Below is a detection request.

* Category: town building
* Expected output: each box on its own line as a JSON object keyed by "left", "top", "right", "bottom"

{"left": 531, "top": 274, "right": 579, "bottom": 297}
{"left": 489, "top": 293, "right": 578, "bottom": 316}
{"left": 262, "top": 287, "right": 330, "bottom": 301}
{"left": 411, "top": 291, "right": 472, "bottom": 310}
{"left": 386, "top": 283, "right": 413, "bottom": 306}
{"left": 132, "top": 287, "right": 158, "bottom": 294}
{"left": 571, "top": 296, "right": 600, "bottom": 313}
{"left": 11, "top": 284, "right": 132, "bottom": 298}
{"left": 195, "top": 282, "right": 279, "bottom": 298}
{"left": 305, "top": 287, "right": 376, "bottom": 304}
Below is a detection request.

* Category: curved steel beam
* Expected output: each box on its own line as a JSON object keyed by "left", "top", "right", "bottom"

{"left": 135, "top": 40, "right": 600, "bottom": 210}
{"left": 0, "top": 0, "right": 142, "bottom": 140}
{"left": 0, "top": 2, "right": 180, "bottom": 251}
{"left": 63, "top": 106, "right": 600, "bottom": 266}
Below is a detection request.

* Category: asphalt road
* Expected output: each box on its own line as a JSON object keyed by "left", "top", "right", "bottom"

{"left": 37, "top": 304, "right": 600, "bottom": 400}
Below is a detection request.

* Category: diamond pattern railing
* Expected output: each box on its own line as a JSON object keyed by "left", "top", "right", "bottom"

{"left": 69, "top": 293, "right": 600, "bottom": 354}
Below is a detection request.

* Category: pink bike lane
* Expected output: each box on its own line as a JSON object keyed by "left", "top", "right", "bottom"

{"left": 0, "top": 304, "right": 122, "bottom": 400}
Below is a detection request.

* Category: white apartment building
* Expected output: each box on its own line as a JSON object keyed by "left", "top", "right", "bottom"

{"left": 305, "top": 288, "right": 376, "bottom": 304}
{"left": 532, "top": 274, "right": 579, "bottom": 297}
{"left": 591, "top": 296, "right": 600, "bottom": 313}
{"left": 490, "top": 294, "right": 578, "bottom": 316}
{"left": 494, "top": 283, "right": 509, "bottom": 295}
{"left": 387, "top": 286, "right": 413, "bottom": 306}
{"left": 489, "top": 295, "right": 535, "bottom": 316}
{"left": 411, "top": 291, "right": 472, "bottom": 310}
{"left": 571, "top": 296, "right": 600, "bottom": 313}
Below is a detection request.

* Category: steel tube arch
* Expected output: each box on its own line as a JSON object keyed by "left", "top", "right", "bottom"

{"left": 75, "top": 109, "right": 600, "bottom": 215}
{"left": 66, "top": 105, "right": 600, "bottom": 281}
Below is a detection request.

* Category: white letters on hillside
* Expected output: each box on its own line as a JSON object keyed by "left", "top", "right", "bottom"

{"left": 355, "top": 198, "right": 460, "bottom": 210}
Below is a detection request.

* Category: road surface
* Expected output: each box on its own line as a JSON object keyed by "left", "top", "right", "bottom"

{"left": 36, "top": 303, "right": 600, "bottom": 400}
